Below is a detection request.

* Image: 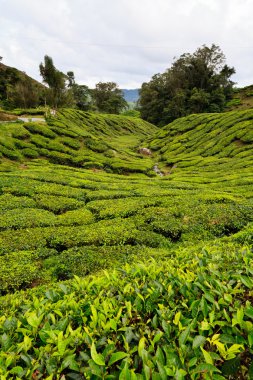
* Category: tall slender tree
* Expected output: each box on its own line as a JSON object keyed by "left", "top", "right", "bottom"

{"left": 39, "top": 55, "right": 68, "bottom": 108}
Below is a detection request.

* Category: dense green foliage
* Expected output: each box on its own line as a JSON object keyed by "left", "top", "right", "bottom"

{"left": 0, "top": 63, "right": 45, "bottom": 109}
{"left": 92, "top": 82, "right": 128, "bottom": 114}
{"left": 0, "top": 58, "right": 128, "bottom": 114}
{"left": 0, "top": 106, "right": 253, "bottom": 378}
{"left": 139, "top": 44, "right": 235, "bottom": 126}
{"left": 1, "top": 240, "right": 253, "bottom": 379}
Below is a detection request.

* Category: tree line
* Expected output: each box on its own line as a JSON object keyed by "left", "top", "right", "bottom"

{"left": 0, "top": 44, "right": 236, "bottom": 125}
{"left": 0, "top": 55, "right": 128, "bottom": 114}
{"left": 139, "top": 44, "right": 235, "bottom": 126}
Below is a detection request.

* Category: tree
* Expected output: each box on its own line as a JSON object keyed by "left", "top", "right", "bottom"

{"left": 0, "top": 64, "right": 44, "bottom": 109}
{"left": 139, "top": 44, "right": 235, "bottom": 126}
{"left": 72, "top": 84, "right": 93, "bottom": 110}
{"left": 92, "top": 82, "right": 127, "bottom": 114}
{"left": 39, "top": 55, "right": 72, "bottom": 108}
{"left": 66, "top": 71, "right": 75, "bottom": 88}
{"left": 6, "top": 79, "right": 40, "bottom": 108}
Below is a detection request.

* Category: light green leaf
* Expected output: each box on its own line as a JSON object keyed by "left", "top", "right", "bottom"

{"left": 201, "top": 347, "right": 213, "bottom": 365}
{"left": 175, "top": 368, "right": 187, "bottom": 380}
{"left": 226, "top": 344, "right": 244, "bottom": 360}
{"left": 173, "top": 311, "right": 181, "bottom": 325}
{"left": 157, "top": 361, "right": 167, "bottom": 380}
{"left": 90, "top": 305, "right": 98, "bottom": 328}
{"left": 153, "top": 331, "right": 163, "bottom": 345}
{"left": 108, "top": 351, "right": 128, "bottom": 366}
{"left": 237, "top": 307, "right": 244, "bottom": 324}
{"left": 119, "top": 362, "right": 131, "bottom": 380}
{"left": 9, "top": 366, "right": 24, "bottom": 375}
{"left": 192, "top": 335, "right": 206, "bottom": 349}
{"left": 138, "top": 337, "right": 146, "bottom": 358}
{"left": 91, "top": 342, "right": 105, "bottom": 366}
{"left": 240, "top": 275, "right": 253, "bottom": 289}
{"left": 26, "top": 312, "right": 43, "bottom": 329}
{"left": 143, "top": 364, "right": 151, "bottom": 380}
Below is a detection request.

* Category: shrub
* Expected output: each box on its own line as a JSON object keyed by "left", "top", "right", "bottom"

{"left": 21, "top": 148, "right": 39, "bottom": 158}
{"left": 85, "top": 137, "right": 109, "bottom": 153}
{"left": 11, "top": 125, "right": 30, "bottom": 139}
{"left": 0, "top": 208, "right": 56, "bottom": 230}
{"left": 24, "top": 122, "right": 56, "bottom": 138}
{"left": 46, "top": 151, "right": 72, "bottom": 165}
{"left": 0, "top": 145, "right": 22, "bottom": 160}
{"left": 60, "top": 136, "right": 81, "bottom": 149}
{"left": 35, "top": 194, "right": 85, "bottom": 214}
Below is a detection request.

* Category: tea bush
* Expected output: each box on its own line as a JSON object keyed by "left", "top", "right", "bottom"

{"left": 23, "top": 122, "right": 56, "bottom": 138}
{"left": 21, "top": 148, "right": 39, "bottom": 158}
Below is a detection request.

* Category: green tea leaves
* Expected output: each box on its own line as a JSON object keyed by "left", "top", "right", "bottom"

{"left": 91, "top": 342, "right": 105, "bottom": 366}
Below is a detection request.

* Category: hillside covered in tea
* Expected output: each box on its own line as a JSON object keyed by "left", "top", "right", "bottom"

{"left": 225, "top": 85, "right": 253, "bottom": 112}
{"left": 0, "top": 109, "right": 156, "bottom": 174}
{"left": 0, "top": 108, "right": 253, "bottom": 379}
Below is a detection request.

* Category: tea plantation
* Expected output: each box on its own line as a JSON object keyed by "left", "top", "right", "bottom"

{"left": 0, "top": 108, "right": 253, "bottom": 379}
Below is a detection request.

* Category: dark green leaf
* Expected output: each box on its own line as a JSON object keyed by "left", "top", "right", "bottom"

{"left": 0, "top": 333, "right": 12, "bottom": 351}
{"left": 194, "top": 363, "right": 221, "bottom": 373}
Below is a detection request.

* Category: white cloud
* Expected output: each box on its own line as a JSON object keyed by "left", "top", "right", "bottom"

{"left": 0, "top": 0, "right": 252, "bottom": 88}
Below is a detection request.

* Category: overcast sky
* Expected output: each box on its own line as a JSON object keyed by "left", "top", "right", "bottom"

{"left": 0, "top": 0, "right": 252, "bottom": 88}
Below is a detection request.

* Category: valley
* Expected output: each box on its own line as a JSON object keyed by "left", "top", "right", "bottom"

{"left": 0, "top": 108, "right": 252, "bottom": 379}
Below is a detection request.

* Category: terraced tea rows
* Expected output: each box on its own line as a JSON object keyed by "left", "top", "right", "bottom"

{"left": 0, "top": 109, "right": 156, "bottom": 174}
{"left": 149, "top": 109, "right": 253, "bottom": 176}
{"left": 0, "top": 108, "right": 253, "bottom": 378}
{"left": 0, "top": 161, "right": 252, "bottom": 295}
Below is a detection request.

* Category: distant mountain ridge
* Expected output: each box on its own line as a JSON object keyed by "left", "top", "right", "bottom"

{"left": 122, "top": 89, "right": 139, "bottom": 102}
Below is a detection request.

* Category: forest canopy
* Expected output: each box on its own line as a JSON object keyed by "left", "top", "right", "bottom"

{"left": 138, "top": 44, "right": 235, "bottom": 126}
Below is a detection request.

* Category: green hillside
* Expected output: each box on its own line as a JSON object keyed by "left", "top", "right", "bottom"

{"left": 149, "top": 109, "right": 253, "bottom": 183}
{"left": 0, "top": 109, "right": 253, "bottom": 378}
{"left": 225, "top": 85, "right": 253, "bottom": 111}
{"left": 0, "top": 62, "right": 45, "bottom": 109}
{"left": 0, "top": 109, "right": 156, "bottom": 174}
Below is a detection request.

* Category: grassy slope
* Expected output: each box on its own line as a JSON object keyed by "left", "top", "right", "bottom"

{"left": 0, "top": 109, "right": 253, "bottom": 378}
{"left": 149, "top": 109, "right": 253, "bottom": 191}
{"left": 0, "top": 108, "right": 156, "bottom": 174}
{"left": 225, "top": 85, "right": 253, "bottom": 111}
